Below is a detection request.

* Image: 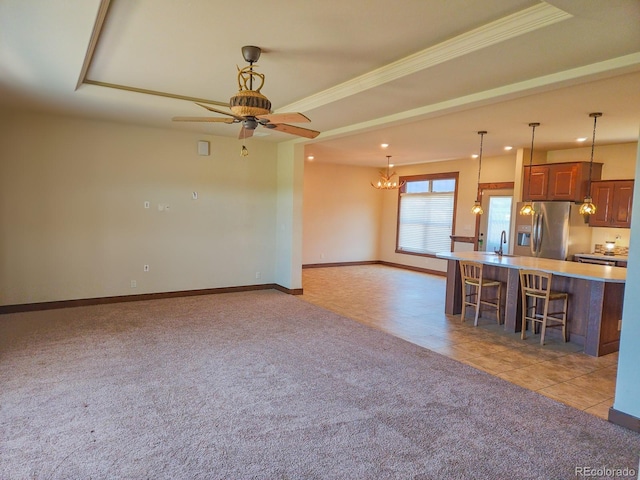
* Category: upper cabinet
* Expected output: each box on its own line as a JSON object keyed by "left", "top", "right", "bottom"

{"left": 589, "top": 180, "right": 634, "bottom": 228}
{"left": 523, "top": 162, "right": 603, "bottom": 202}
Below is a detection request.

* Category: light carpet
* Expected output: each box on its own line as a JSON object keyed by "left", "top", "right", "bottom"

{"left": 1, "top": 290, "right": 638, "bottom": 479}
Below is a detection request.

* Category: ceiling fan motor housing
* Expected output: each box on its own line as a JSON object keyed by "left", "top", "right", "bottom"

{"left": 243, "top": 118, "right": 259, "bottom": 130}
{"left": 230, "top": 90, "right": 272, "bottom": 118}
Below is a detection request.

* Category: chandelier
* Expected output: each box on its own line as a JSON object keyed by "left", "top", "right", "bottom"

{"left": 371, "top": 155, "right": 405, "bottom": 190}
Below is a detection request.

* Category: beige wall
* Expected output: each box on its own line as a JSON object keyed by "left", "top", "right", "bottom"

{"left": 8, "top": 109, "right": 632, "bottom": 306}
{"left": 302, "top": 161, "right": 382, "bottom": 264}
{"left": 302, "top": 153, "right": 518, "bottom": 272}
{"left": 0, "top": 110, "right": 280, "bottom": 305}
{"left": 302, "top": 142, "right": 638, "bottom": 272}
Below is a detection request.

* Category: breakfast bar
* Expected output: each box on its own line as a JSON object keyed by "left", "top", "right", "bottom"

{"left": 435, "top": 251, "right": 626, "bottom": 357}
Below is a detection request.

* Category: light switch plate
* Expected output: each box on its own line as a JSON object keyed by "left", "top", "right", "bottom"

{"left": 197, "top": 140, "right": 210, "bottom": 156}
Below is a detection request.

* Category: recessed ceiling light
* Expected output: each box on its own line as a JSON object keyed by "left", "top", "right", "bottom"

{"left": 307, "top": 155, "right": 314, "bottom": 161}
{"left": 471, "top": 154, "right": 479, "bottom": 158}
{"left": 576, "top": 137, "right": 588, "bottom": 142}
{"left": 504, "top": 146, "right": 513, "bottom": 151}
{"left": 381, "top": 143, "right": 389, "bottom": 149}
{"left": 389, "top": 163, "right": 394, "bottom": 168}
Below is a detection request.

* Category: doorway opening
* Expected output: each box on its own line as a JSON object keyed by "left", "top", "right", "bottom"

{"left": 475, "top": 182, "right": 515, "bottom": 252}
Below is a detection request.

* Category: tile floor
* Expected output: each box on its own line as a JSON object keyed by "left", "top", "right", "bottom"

{"left": 300, "top": 264, "right": 618, "bottom": 420}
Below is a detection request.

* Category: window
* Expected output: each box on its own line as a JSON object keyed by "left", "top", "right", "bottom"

{"left": 396, "top": 172, "right": 458, "bottom": 256}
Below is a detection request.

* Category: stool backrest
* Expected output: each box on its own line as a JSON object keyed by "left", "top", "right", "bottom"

{"left": 519, "top": 269, "right": 552, "bottom": 296}
{"left": 460, "top": 261, "right": 483, "bottom": 283}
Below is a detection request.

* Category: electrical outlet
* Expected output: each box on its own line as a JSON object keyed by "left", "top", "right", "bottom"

{"left": 255, "top": 272, "right": 261, "bottom": 279}
{"left": 144, "top": 265, "right": 149, "bottom": 272}
{"left": 131, "top": 280, "right": 137, "bottom": 288}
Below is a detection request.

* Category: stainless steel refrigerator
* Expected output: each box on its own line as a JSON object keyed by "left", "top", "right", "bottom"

{"left": 513, "top": 202, "right": 591, "bottom": 260}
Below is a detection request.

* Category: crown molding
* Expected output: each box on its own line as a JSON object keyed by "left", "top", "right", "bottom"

{"left": 279, "top": 3, "right": 572, "bottom": 114}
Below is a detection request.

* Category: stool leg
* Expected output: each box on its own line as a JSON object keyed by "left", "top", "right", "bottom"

{"left": 461, "top": 283, "right": 468, "bottom": 323}
{"left": 521, "top": 295, "right": 528, "bottom": 340}
{"left": 474, "top": 284, "right": 482, "bottom": 327}
{"left": 562, "top": 295, "right": 568, "bottom": 342}
{"left": 540, "top": 296, "right": 551, "bottom": 346}
{"left": 496, "top": 284, "right": 502, "bottom": 324}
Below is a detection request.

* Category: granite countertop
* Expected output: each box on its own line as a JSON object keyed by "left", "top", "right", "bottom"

{"left": 573, "top": 252, "right": 629, "bottom": 262}
{"left": 435, "top": 251, "right": 626, "bottom": 283}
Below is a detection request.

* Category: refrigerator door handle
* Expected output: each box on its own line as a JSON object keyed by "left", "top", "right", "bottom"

{"left": 530, "top": 214, "right": 536, "bottom": 255}
{"left": 532, "top": 212, "right": 543, "bottom": 254}
{"left": 537, "top": 213, "right": 544, "bottom": 253}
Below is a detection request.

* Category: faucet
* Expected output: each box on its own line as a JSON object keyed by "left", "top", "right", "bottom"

{"left": 495, "top": 230, "right": 507, "bottom": 256}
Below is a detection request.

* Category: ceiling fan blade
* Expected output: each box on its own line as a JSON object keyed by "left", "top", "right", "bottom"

{"left": 270, "top": 123, "right": 320, "bottom": 139}
{"left": 172, "top": 116, "right": 236, "bottom": 123}
{"left": 257, "top": 112, "right": 310, "bottom": 124}
{"left": 238, "top": 126, "right": 254, "bottom": 139}
{"left": 195, "top": 102, "right": 245, "bottom": 121}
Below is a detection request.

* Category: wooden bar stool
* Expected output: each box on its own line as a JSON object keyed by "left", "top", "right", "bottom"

{"left": 519, "top": 269, "right": 569, "bottom": 345}
{"left": 459, "top": 260, "right": 502, "bottom": 326}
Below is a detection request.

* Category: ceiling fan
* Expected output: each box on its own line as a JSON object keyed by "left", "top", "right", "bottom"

{"left": 173, "top": 46, "right": 320, "bottom": 140}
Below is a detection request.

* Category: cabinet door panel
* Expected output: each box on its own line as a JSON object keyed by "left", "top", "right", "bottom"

{"left": 549, "top": 165, "right": 578, "bottom": 200}
{"left": 589, "top": 182, "right": 613, "bottom": 227}
{"left": 589, "top": 180, "right": 634, "bottom": 228}
{"left": 524, "top": 166, "right": 549, "bottom": 200}
{"left": 611, "top": 181, "right": 634, "bottom": 227}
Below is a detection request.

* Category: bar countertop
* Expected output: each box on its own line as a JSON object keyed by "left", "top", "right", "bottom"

{"left": 435, "top": 251, "right": 626, "bottom": 283}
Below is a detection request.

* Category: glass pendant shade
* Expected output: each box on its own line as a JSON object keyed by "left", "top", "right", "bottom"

{"left": 471, "top": 201, "right": 484, "bottom": 215}
{"left": 579, "top": 196, "right": 597, "bottom": 215}
{"left": 519, "top": 202, "right": 534, "bottom": 216}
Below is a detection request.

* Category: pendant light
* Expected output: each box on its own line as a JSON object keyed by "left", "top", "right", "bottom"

{"left": 371, "top": 155, "right": 405, "bottom": 190}
{"left": 471, "top": 131, "right": 487, "bottom": 215}
{"left": 519, "top": 122, "right": 540, "bottom": 216}
{"left": 579, "top": 112, "right": 602, "bottom": 216}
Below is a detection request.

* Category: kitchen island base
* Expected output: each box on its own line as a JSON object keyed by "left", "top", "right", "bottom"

{"left": 441, "top": 253, "right": 624, "bottom": 357}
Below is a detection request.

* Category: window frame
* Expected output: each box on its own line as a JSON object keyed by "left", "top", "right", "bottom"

{"left": 395, "top": 172, "right": 459, "bottom": 258}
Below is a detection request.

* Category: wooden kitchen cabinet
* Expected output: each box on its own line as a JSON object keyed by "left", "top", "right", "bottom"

{"left": 523, "top": 162, "right": 602, "bottom": 202}
{"left": 524, "top": 165, "right": 550, "bottom": 200}
{"left": 589, "top": 180, "right": 634, "bottom": 228}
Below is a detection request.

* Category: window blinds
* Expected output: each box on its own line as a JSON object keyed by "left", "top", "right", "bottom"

{"left": 398, "top": 192, "right": 454, "bottom": 254}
